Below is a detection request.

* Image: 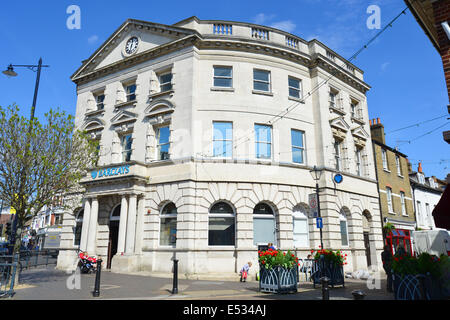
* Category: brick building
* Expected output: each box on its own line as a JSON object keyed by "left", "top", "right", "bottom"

{"left": 370, "top": 118, "right": 416, "bottom": 255}
{"left": 405, "top": 0, "right": 450, "bottom": 143}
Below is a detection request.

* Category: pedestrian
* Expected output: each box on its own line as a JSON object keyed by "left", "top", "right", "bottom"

{"left": 381, "top": 245, "right": 393, "bottom": 293}
{"left": 240, "top": 262, "right": 252, "bottom": 282}
{"left": 268, "top": 242, "right": 276, "bottom": 250}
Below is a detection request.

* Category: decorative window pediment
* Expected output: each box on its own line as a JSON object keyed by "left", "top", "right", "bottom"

{"left": 351, "top": 126, "right": 369, "bottom": 148}
{"left": 82, "top": 118, "right": 105, "bottom": 139}
{"left": 111, "top": 110, "right": 137, "bottom": 133}
{"left": 330, "top": 116, "right": 349, "bottom": 141}
{"left": 145, "top": 99, "right": 175, "bottom": 125}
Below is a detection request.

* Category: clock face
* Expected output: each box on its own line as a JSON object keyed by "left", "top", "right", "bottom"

{"left": 125, "top": 37, "right": 139, "bottom": 55}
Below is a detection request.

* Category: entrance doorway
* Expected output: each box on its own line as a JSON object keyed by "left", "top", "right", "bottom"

{"left": 107, "top": 204, "right": 121, "bottom": 269}
{"left": 362, "top": 211, "right": 372, "bottom": 268}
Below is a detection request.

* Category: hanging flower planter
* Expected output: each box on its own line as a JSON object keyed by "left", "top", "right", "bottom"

{"left": 258, "top": 249, "right": 298, "bottom": 294}
{"left": 310, "top": 248, "right": 346, "bottom": 288}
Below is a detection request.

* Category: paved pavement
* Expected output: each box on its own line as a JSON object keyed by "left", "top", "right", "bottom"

{"left": 8, "top": 266, "right": 395, "bottom": 300}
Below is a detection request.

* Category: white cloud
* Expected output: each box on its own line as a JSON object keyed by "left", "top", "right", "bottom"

{"left": 88, "top": 35, "right": 99, "bottom": 44}
{"left": 270, "top": 20, "right": 296, "bottom": 33}
{"left": 252, "top": 13, "right": 275, "bottom": 25}
{"left": 381, "top": 62, "right": 390, "bottom": 72}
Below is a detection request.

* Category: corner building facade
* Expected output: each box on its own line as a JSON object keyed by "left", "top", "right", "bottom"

{"left": 57, "top": 17, "right": 384, "bottom": 276}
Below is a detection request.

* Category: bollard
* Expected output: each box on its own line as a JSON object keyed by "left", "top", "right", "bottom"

{"left": 321, "top": 276, "right": 330, "bottom": 300}
{"left": 93, "top": 259, "right": 102, "bottom": 297}
{"left": 172, "top": 259, "right": 179, "bottom": 294}
{"left": 351, "top": 290, "right": 366, "bottom": 300}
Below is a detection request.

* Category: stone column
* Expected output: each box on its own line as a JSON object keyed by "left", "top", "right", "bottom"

{"left": 117, "top": 195, "right": 128, "bottom": 254}
{"left": 125, "top": 194, "right": 137, "bottom": 254}
{"left": 79, "top": 198, "right": 91, "bottom": 252}
{"left": 134, "top": 196, "right": 145, "bottom": 254}
{"left": 86, "top": 197, "right": 99, "bottom": 255}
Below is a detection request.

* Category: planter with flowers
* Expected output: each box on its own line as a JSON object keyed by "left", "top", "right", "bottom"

{"left": 392, "top": 252, "right": 450, "bottom": 300}
{"left": 258, "top": 248, "right": 299, "bottom": 293}
{"left": 310, "top": 248, "right": 346, "bottom": 288}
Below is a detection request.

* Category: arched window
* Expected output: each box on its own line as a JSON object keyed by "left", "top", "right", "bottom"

{"left": 160, "top": 202, "right": 177, "bottom": 246}
{"left": 74, "top": 209, "right": 84, "bottom": 246}
{"left": 340, "top": 208, "right": 350, "bottom": 247}
{"left": 293, "top": 205, "right": 309, "bottom": 248}
{"left": 253, "top": 203, "right": 276, "bottom": 245}
{"left": 209, "top": 202, "right": 235, "bottom": 246}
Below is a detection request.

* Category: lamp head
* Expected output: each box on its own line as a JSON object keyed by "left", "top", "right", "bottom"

{"left": 2, "top": 65, "right": 17, "bottom": 77}
{"left": 309, "top": 165, "right": 323, "bottom": 181}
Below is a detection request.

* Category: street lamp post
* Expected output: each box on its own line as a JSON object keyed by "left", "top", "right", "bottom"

{"left": 2, "top": 58, "right": 50, "bottom": 253}
{"left": 310, "top": 165, "right": 324, "bottom": 249}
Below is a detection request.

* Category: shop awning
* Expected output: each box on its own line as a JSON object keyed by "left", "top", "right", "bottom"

{"left": 432, "top": 184, "right": 450, "bottom": 230}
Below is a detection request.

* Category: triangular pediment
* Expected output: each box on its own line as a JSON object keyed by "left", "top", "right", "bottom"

{"left": 111, "top": 110, "right": 137, "bottom": 126}
{"left": 71, "top": 19, "right": 194, "bottom": 81}
{"left": 329, "top": 116, "right": 350, "bottom": 132}
{"left": 351, "top": 126, "right": 369, "bottom": 140}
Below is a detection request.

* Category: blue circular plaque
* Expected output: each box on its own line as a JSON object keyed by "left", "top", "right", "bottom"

{"left": 334, "top": 173, "right": 343, "bottom": 184}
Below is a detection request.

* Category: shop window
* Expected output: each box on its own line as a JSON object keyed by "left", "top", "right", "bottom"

{"left": 160, "top": 202, "right": 177, "bottom": 246}
{"left": 208, "top": 202, "right": 235, "bottom": 246}
{"left": 253, "top": 203, "right": 276, "bottom": 245}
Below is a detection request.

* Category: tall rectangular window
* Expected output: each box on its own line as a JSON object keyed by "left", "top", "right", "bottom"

{"left": 212, "top": 121, "right": 233, "bottom": 158}
{"left": 157, "top": 126, "right": 170, "bottom": 160}
{"left": 400, "top": 192, "right": 406, "bottom": 215}
{"left": 356, "top": 148, "right": 362, "bottom": 176}
{"left": 288, "top": 77, "right": 301, "bottom": 99}
{"left": 253, "top": 69, "right": 271, "bottom": 92}
{"left": 334, "top": 140, "right": 342, "bottom": 171}
{"left": 396, "top": 155, "right": 402, "bottom": 176}
{"left": 350, "top": 99, "right": 360, "bottom": 119}
{"left": 125, "top": 83, "right": 136, "bottom": 102}
{"left": 386, "top": 187, "right": 394, "bottom": 213}
{"left": 329, "top": 88, "right": 339, "bottom": 109}
{"left": 95, "top": 93, "right": 105, "bottom": 110}
{"left": 291, "top": 129, "right": 305, "bottom": 164}
{"left": 213, "top": 66, "right": 233, "bottom": 88}
{"left": 121, "top": 134, "right": 133, "bottom": 162}
{"left": 159, "top": 72, "right": 173, "bottom": 92}
{"left": 255, "top": 124, "right": 272, "bottom": 159}
{"left": 382, "top": 149, "right": 388, "bottom": 170}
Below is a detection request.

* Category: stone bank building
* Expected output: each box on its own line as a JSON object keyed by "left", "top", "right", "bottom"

{"left": 57, "top": 17, "right": 384, "bottom": 276}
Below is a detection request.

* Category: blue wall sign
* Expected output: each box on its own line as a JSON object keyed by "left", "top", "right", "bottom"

{"left": 91, "top": 165, "right": 130, "bottom": 180}
{"left": 333, "top": 174, "right": 343, "bottom": 184}
{"left": 316, "top": 217, "right": 323, "bottom": 229}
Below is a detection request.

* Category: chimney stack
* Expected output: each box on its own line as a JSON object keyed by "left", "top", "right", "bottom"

{"left": 370, "top": 117, "right": 385, "bottom": 144}
{"left": 418, "top": 162, "right": 423, "bottom": 173}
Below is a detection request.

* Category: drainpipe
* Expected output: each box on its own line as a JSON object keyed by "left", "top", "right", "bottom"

{"left": 371, "top": 142, "right": 386, "bottom": 245}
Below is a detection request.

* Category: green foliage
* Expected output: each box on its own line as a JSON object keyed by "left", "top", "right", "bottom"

{"left": 0, "top": 104, "right": 98, "bottom": 253}
{"left": 311, "top": 248, "right": 347, "bottom": 266}
{"left": 392, "top": 252, "right": 450, "bottom": 279}
{"left": 258, "top": 249, "right": 299, "bottom": 270}
{"left": 383, "top": 223, "right": 396, "bottom": 235}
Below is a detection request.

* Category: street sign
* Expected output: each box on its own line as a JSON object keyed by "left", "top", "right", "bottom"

{"left": 308, "top": 193, "right": 318, "bottom": 218}
{"left": 316, "top": 217, "right": 323, "bottom": 229}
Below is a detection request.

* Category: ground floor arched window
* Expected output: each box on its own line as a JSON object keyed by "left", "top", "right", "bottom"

{"left": 253, "top": 202, "right": 276, "bottom": 246}
{"left": 160, "top": 202, "right": 177, "bottom": 246}
{"left": 340, "top": 208, "right": 350, "bottom": 247}
{"left": 208, "top": 202, "right": 235, "bottom": 246}
{"left": 293, "top": 204, "right": 309, "bottom": 248}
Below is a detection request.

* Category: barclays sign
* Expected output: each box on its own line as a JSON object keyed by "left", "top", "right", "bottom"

{"left": 91, "top": 165, "right": 130, "bottom": 180}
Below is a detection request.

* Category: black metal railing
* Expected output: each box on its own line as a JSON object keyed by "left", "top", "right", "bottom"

{"left": 0, "top": 257, "right": 18, "bottom": 298}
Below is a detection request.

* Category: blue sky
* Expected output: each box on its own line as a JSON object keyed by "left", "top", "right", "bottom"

{"left": 0, "top": 0, "right": 449, "bottom": 179}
